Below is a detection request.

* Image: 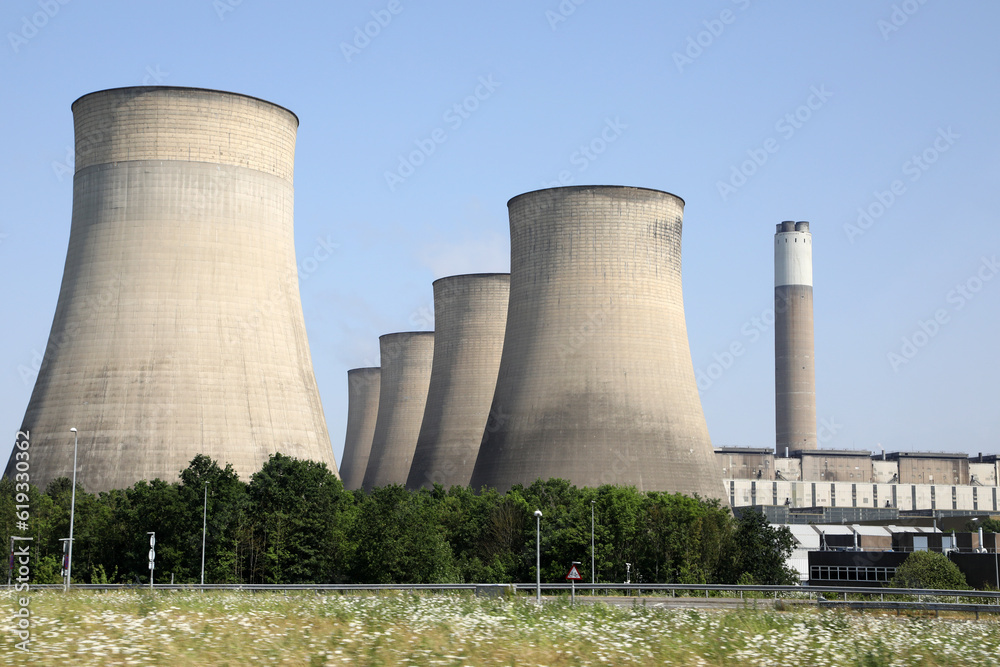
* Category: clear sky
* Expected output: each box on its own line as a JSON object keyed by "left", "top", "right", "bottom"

{"left": 2, "top": 1, "right": 998, "bottom": 474}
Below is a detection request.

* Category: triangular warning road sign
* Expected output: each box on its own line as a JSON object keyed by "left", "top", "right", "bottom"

{"left": 565, "top": 565, "right": 582, "bottom": 581}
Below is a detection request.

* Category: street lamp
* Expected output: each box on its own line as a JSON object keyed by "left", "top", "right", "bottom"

{"left": 200, "top": 482, "right": 209, "bottom": 586}
{"left": 534, "top": 510, "right": 542, "bottom": 604}
{"left": 590, "top": 500, "right": 595, "bottom": 585}
{"left": 66, "top": 427, "right": 79, "bottom": 592}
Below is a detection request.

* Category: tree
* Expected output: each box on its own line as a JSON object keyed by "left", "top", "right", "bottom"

{"left": 178, "top": 455, "right": 250, "bottom": 583}
{"left": 247, "top": 453, "right": 355, "bottom": 583}
{"left": 889, "top": 551, "right": 969, "bottom": 590}
{"left": 350, "top": 485, "right": 457, "bottom": 583}
{"left": 966, "top": 517, "right": 1000, "bottom": 534}
{"left": 720, "top": 508, "right": 797, "bottom": 585}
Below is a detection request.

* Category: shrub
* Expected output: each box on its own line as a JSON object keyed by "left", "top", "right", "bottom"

{"left": 889, "top": 551, "right": 969, "bottom": 590}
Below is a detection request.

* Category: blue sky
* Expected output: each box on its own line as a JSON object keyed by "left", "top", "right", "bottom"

{"left": 2, "top": 1, "right": 998, "bottom": 474}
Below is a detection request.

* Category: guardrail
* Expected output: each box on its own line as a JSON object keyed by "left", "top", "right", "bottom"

{"left": 818, "top": 599, "right": 1000, "bottom": 618}
{"left": 14, "top": 582, "right": 1000, "bottom": 602}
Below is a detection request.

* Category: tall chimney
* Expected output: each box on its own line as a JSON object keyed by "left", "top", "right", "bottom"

{"left": 774, "top": 220, "right": 817, "bottom": 452}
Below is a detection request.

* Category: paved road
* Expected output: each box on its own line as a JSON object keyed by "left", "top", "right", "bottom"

{"left": 540, "top": 595, "right": 807, "bottom": 609}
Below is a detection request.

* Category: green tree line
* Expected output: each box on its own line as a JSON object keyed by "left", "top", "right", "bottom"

{"left": 2, "top": 453, "right": 796, "bottom": 586}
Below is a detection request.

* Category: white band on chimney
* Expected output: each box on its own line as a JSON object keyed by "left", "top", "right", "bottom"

{"left": 774, "top": 230, "right": 813, "bottom": 287}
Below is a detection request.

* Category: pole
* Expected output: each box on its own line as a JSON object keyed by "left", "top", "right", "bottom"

{"left": 148, "top": 532, "right": 156, "bottom": 591}
{"left": 66, "top": 428, "right": 79, "bottom": 592}
{"left": 534, "top": 510, "right": 542, "bottom": 604}
{"left": 200, "top": 482, "right": 209, "bottom": 586}
{"left": 590, "top": 500, "right": 597, "bottom": 584}
{"left": 571, "top": 561, "right": 580, "bottom": 606}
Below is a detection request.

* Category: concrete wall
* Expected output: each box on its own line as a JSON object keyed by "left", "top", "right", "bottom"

{"left": 872, "top": 459, "right": 898, "bottom": 483}
{"left": 896, "top": 456, "right": 969, "bottom": 485}
{"left": 363, "top": 332, "right": 434, "bottom": 490}
{"left": 716, "top": 449, "right": 774, "bottom": 480}
{"left": 800, "top": 452, "right": 873, "bottom": 482}
{"left": 774, "top": 456, "right": 802, "bottom": 481}
{"left": 971, "top": 462, "right": 998, "bottom": 486}
{"left": 407, "top": 274, "right": 509, "bottom": 490}
{"left": 471, "top": 186, "right": 725, "bottom": 500}
{"left": 338, "top": 367, "right": 381, "bottom": 491}
{"left": 7, "top": 87, "right": 336, "bottom": 492}
{"left": 728, "top": 479, "right": 1000, "bottom": 512}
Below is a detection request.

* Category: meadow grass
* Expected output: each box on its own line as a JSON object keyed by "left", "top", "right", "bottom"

{"left": 1, "top": 589, "right": 998, "bottom": 666}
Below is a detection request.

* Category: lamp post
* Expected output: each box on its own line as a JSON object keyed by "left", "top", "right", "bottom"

{"left": 590, "top": 500, "right": 595, "bottom": 585}
{"left": 66, "top": 427, "right": 79, "bottom": 592}
{"left": 534, "top": 510, "right": 542, "bottom": 604}
{"left": 200, "top": 482, "right": 209, "bottom": 586}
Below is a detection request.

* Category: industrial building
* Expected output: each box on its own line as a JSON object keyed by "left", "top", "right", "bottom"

{"left": 6, "top": 87, "right": 337, "bottom": 492}
{"left": 470, "top": 186, "right": 725, "bottom": 500}
{"left": 721, "top": 447, "right": 999, "bottom": 515}
{"left": 406, "top": 274, "right": 509, "bottom": 491}
{"left": 9, "top": 85, "right": 993, "bottom": 507}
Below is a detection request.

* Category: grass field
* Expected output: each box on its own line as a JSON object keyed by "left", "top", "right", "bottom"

{"left": 2, "top": 590, "right": 999, "bottom": 666}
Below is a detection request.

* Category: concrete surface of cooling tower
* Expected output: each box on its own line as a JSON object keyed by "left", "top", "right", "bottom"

{"left": 338, "top": 367, "right": 381, "bottom": 490}
{"left": 406, "top": 274, "right": 509, "bottom": 490}
{"left": 469, "top": 185, "right": 725, "bottom": 500}
{"left": 5, "top": 86, "right": 337, "bottom": 492}
{"left": 362, "top": 332, "right": 435, "bottom": 490}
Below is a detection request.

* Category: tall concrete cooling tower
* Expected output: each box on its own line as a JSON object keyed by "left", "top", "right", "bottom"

{"left": 338, "top": 367, "right": 381, "bottom": 490}
{"left": 469, "top": 186, "right": 724, "bottom": 500}
{"left": 362, "top": 332, "right": 435, "bottom": 490}
{"left": 774, "top": 220, "right": 816, "bottom": 451}
{"left": 5, "top": 86, "right": 337, "bottom": 493}
{"left": 406, "top": 274, "right": 510, "bottom": 490}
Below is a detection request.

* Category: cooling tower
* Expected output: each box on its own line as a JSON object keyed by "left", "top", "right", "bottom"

{"left": 469, "top": 186, "right": 725, "bottom": 500}
{"left": 774, "top": 220, "right": 817, "bottom": 451}
{"left": 5, "top": 86, "right": 337, "bottom": 492}
{"left": 362, "top": 332, "right": 435, "bottom": 490}
{"left": 406, "top": 274, "right": 510, "bottom": 490}
{"left": 338, "top": 367, "right": 381, "bottom": 490}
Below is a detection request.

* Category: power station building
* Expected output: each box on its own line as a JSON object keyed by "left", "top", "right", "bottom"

{"left": 720, "top": 447, "right": 999, "bottom": 518}
{"left": 338, "top": 367, "right": 381, "bottom": 491}
{"left": 6, "top": 86, "right": 337, "bottom": 492}
{"left": 10, "top": 86, "right": 992, "bottom": 504}
{"left": 470, "top": 186, "right": 725, "bottom": 501}
{"left": 362, "top": 332, "right": 435, "bottom": 490}
{"left": 406, "top": 274, "right": 509, "bottom": 490}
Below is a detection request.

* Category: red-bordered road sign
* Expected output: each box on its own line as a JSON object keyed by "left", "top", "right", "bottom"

{"left": 565, "top": 564, "right": 582, "bottom": 581}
